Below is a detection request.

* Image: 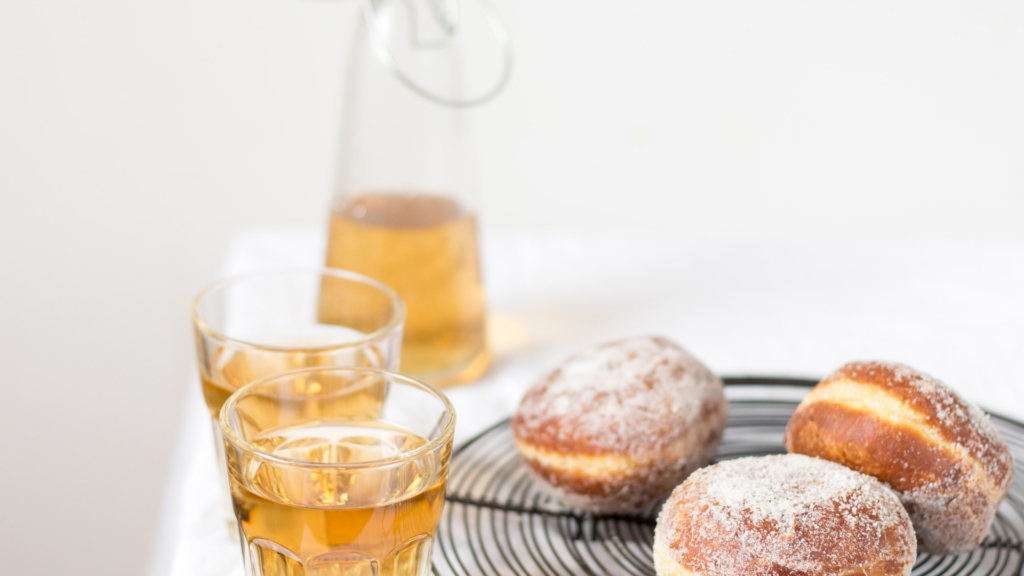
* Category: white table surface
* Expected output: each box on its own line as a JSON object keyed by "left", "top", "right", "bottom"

{"left": 150, "top": 230, "right": 1024, "bottom": 576}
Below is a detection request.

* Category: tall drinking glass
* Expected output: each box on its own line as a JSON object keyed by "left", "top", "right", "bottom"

{"left": 192, "top": 268, "right": 405, "bottom": 516}
{"left": 220, "top": 367, "right": 456, "bottom": 576}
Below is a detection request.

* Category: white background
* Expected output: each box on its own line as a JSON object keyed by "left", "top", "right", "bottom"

{"left": 1, "top": 1, "right": 1022, "bottom": 574}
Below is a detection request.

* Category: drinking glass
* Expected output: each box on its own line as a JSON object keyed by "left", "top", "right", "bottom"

{"left": 192, "top": 268, "right": 405, "bottom": 516}
{"left": 220, "top": 366, "right": 456, "bottom": 576}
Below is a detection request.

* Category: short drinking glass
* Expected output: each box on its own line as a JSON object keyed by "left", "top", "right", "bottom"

{"left": 192, "top": 268, "right": 405, "bottom": 514}
{"left": 220, "top": 367, "right": 456, "bottom": 576}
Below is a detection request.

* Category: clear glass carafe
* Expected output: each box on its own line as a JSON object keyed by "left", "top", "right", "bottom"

{"left": 324, "top": 0, "right": 509, "bottom": 387}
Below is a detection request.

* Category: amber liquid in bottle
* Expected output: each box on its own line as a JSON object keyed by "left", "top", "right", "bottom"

{"left": 324, "top": 194, "right": 488, "bottom": 387}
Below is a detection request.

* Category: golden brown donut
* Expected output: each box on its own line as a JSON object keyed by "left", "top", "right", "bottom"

{"left": 654, "top": 454, "right": 917, "bottom": 576}
{"left": 512, "top": 336, "right": 727, "bottom": 513}
{"left": 785, "top": 361, "right": 1015, "bottom": 555}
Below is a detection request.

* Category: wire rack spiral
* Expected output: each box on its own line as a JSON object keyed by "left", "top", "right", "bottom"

{"left": 432, "top": 377, "right": 1024, "bottom": 576}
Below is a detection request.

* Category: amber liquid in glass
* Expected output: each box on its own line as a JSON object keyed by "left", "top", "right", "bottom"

{"left": 199, "top": 327, "right": 379, "bottom": 419}
{"left": 324, "top": 194, "right": 488, "bottom": 387}
{"left": 232, "top": 420, "right": 446, "bottom": 576}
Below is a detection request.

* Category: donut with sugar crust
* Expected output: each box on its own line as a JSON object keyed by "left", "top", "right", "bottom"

{"left": 785, "top": 361, "right": 1015, "bottom": 555}
{"left": 512, "top": 336, "right": 727, "bottom": 513}
{"left": 653, "top": 454, "right": 917, "bottom": 576}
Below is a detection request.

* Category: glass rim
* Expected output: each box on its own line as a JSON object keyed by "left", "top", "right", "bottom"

{"left": 218, "top": 366, "right": 457, "bottom": 470}
{"left": 190, "top": 267, "right": 406, "bottom": 353}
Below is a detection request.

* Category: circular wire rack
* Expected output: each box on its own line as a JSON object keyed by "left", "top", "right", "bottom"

{"left": 432, "top": 377, "right": 1024, "bottom": 576}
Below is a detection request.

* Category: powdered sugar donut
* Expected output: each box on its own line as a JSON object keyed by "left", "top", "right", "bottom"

{"left": 654, "top": 454, "right": 917, "bottom": 576}
{"left": 512, "top": 336, "right": 727, "bottom": 513}
{"left": 785, "top": 361, "right": 1015, "bottom": 555}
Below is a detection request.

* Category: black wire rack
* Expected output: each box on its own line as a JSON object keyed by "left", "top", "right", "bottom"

{"left": 432, "top": 377, "right": 1024, "bottom": 576}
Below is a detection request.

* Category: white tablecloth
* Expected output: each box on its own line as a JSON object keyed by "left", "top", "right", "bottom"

{"left": 150, "top": 231, "right": 1024, "bottom": 576}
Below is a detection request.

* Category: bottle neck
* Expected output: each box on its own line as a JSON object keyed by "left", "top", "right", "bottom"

{"left": 333, "top": 1, "right": 480, "bottom": 215}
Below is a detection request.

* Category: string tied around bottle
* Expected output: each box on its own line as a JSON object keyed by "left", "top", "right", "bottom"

{"left": 355, "top": 0, "right": 513, "bottom": 108}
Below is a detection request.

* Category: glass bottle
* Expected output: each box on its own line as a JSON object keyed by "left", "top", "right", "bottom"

{"left": 324, "top": 0, "right": 508, "bottom": 387}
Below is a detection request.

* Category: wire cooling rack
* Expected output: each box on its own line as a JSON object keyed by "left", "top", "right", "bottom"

{"left": 432, "top": 377, "right": 1024, "bottom": 576}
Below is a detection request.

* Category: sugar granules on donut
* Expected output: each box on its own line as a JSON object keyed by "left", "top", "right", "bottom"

{"left": 514, "top": 336, "right": 723, "bottom": 456}
{"left": 512, "top": 336, "right": 727, "bottom": 512}
{"left": 870, "top": 363, "right": 1014, "bottom": 552}
{"left": 788, "top": 361, "right": 1015, "bottom": 553}
{"left": 655, "top": 454, "right": 917, "bottom": 576}
{"left": 856, "top": 362, "right": 1013, "bottom": 480}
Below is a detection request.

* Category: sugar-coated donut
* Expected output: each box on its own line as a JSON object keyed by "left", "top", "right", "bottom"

{"left": 512, "top": 336, "right": 727, "bottom": 513}
{"left": 785, "top": 361, "right": 1015, "bottom": 555}
{"left": 654, "top": 454, "right": 917, "bottom": 576}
